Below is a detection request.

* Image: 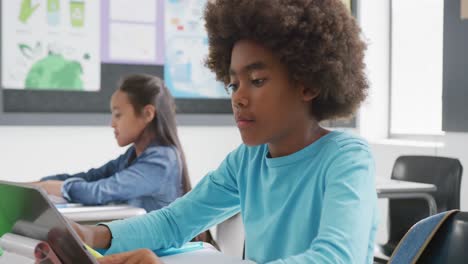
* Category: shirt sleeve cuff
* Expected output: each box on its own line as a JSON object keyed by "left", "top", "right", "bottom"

{"left": 41, "top": 175, "right": 60, "bottom": 181}
{"left": 61, "top": 177, "right": 84, "bottom": 202}
{"left": 99, "top": 220, "right": 128, "bottom": 254}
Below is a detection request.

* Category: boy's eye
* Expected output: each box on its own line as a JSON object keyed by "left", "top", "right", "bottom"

{"left": 226, "top": 83, "right": 239, "bottom": 96}
{"left": 251, "top": 78, "right": 266, "bottom": 87}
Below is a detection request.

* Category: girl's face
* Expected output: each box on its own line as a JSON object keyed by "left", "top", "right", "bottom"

{"left": 110, "top": 90, "right": 149, "bottom": 147}
{"left": 228, "top": 40, "right": 315, "bottom": 155}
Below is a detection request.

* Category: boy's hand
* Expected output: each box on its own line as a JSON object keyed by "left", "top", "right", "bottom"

{"left": 69, "top": 221, "right": 95, "bottom": 245}
{"left": 69, "top": 221, "right": 112, "bottom": 249}
{"left": 98, "top": 249, "right": 163, "bottom": 264}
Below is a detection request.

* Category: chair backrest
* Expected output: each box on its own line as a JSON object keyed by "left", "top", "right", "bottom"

{"left": 389, "top": 211, "right": 468, "bottom": 264}
{"left": 417, "top": 211, "right": 468, "bottom": 263}
{"left": 388, "top": 155, "right": 463, "bottom": 247}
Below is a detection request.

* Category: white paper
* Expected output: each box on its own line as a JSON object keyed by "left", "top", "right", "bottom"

{"left": 110, "top": 0, "right": 156, "bottom": 23}
{"left": 109, "top": 23, "right": 156, "bottom": 61}
{"left": 0, "top": 233, "right": 41, "bottom": 259}
{"left": 161, "top": 248, "right": 255, "bottom": 264}
{"left": 0, "top": 250, "right": 34, "bottom": 264}
{"left": 0, "top": 232, "right": 62, "bottom": 264}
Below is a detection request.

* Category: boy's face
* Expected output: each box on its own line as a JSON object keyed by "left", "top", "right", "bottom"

{"left": 229, "top": 40, "right": 314, "bottom": 152}
{"left": 110, "top": 90, "right": 148, "bottom": 147}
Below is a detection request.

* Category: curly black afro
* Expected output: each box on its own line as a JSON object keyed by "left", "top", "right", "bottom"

{"left": 204, "top": 0, "right": 368, "bottom": 121}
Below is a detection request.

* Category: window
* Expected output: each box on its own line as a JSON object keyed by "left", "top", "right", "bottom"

{"left": 390, "top": 0, "right": 444, "bottom": 135}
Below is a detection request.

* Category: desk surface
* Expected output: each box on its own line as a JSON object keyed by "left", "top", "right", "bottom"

{"left": 161, "top": 247, "right": 254, "bottom": 264}
{"left": 376, "top": 179, "right": 438, "bottom": 215}
{"left": 58, "top": 205, "right": 146, "bottom": 223}
{"left": 376, "top": 179, "right": 437, "bottom": 195}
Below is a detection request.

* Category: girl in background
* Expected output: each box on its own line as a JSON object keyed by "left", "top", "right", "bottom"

{"left": 34, "top": 74, "right": 191, "bottom": 213}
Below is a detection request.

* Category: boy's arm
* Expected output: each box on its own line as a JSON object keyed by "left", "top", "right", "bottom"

{"left": 104, "top": 171, "right": 240, "bottom": 254}
{"left": 71, "top": 221, "right": 163, "bottom": 264}
{"left": 70, "top": 167, "right": 240, "bottom": 251}
{"left": 100, "top": 149, "right": 243, "bottom": 254}
{"left": 266, "top": 146, "right": 377, "bottom": 264}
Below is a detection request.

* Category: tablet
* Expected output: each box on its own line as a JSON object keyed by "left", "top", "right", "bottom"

{"left": 0, "top": 180, "right": 97, "bottom": 263}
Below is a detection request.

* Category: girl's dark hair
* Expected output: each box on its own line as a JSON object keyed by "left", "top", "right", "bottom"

{"left": 118, "top": 74, "right": 191, "bottom": 194}
{"left": 204, "top": 0, "right": 368, "bottom": 121}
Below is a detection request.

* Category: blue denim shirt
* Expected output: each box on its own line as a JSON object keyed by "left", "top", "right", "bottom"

{"left": 41, "top": 144, "right": 183, "bottom": 212}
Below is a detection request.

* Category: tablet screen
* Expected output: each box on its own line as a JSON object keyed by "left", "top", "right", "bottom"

{"left": 0, "top": 181, "right": 97, "bottom": 263}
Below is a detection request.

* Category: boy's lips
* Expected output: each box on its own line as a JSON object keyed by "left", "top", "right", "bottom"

{"left": 237, "top": 120, "right": 254, "bottom": 128}
{"left": 235, "top": 114, "right": 255, "bottom": 128}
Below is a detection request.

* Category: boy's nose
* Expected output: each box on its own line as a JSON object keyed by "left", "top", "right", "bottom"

{"left": 231, "top": 85, "right": 249, "bottom": 108}
{"left": 233, "top": 97, "right": 248, "bottom": 108}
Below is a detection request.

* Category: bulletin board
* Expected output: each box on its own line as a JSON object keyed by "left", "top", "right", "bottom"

{"left": 0, "top": 0, "right": 232, "bottom": 126}
{"left": 0, "top": 0, "right": 356, "bottom": 127}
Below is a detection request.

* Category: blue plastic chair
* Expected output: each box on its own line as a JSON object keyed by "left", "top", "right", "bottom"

{"left": 389, "top": 210, "right": 468, "bottom": 264}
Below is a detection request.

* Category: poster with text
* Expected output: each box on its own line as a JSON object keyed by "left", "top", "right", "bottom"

{"left": 101, "top": 0, "right": 164, "bottom": 65}
{"left": 164, "top": 0, "right": 227, "bottom": 98}
{"left": 1, "top": 0, "right": 100, "bottom": 91}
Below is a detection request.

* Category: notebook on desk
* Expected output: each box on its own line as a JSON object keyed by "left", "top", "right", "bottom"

{"left": 0, "top": 180, "right": 97, "bottom": 263}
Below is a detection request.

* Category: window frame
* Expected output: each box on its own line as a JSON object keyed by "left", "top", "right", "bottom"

{"left": 387, "top": 0, "right": 444, "bottom": 139}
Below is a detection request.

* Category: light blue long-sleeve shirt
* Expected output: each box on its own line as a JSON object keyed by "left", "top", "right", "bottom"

{"left": 105, "top": 131, "right": 378, "bottom": 263}
{"left": 41, "top": 143, "right": 183, "bottom": 212}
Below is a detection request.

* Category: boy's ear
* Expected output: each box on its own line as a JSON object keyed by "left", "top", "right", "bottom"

{"left": 299, "top": 84, "right": 320, "bottom": 102}
{"left": 143, "top": 105, "right": 156, "bottom": 123}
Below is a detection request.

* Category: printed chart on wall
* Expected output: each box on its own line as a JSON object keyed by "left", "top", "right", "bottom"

{"left": 101, "top": 0, "right": 163, "bottom": 65}
{"left": 164, "top": 0, "right": 227, "bottom": 98}
{"left": 1, "top": 0, "right": 100, "bottom": 91}
{"left": 0, "top": 0, "right": 232, "bottom": 117}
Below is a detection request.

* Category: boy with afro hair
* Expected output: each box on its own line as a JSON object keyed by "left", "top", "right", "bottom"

{"left": 75, "top": 0, "right": 378, "bottom": 263}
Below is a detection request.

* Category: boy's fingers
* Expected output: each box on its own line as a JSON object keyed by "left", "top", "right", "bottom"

{"left": 97, "top": 249, "right": 162, "bottom": 264}
{"left": 97, "top": 252, "right": 129, "bottom": 264}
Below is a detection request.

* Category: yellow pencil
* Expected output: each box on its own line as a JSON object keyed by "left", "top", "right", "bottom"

{"left": 84, "top": 243, "right": 103, "bottom": 258}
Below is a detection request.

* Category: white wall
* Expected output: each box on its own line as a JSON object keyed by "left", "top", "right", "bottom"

{"left": 0, "top": 126, "right": 242, "bottom": 186}
{"left": 358, "top": 0, "right": 390, "bottom": 141}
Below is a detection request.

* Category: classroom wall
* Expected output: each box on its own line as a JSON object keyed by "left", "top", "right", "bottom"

{"left": 0, "top": 126, "right": 242, "bottom": 186}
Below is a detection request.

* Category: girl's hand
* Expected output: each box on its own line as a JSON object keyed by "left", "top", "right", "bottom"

{"left": 97, "top": 249, "right": 163, "bottom": 264}
{"left": 32, "top": 180, "right": 63, "bottom": 197}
